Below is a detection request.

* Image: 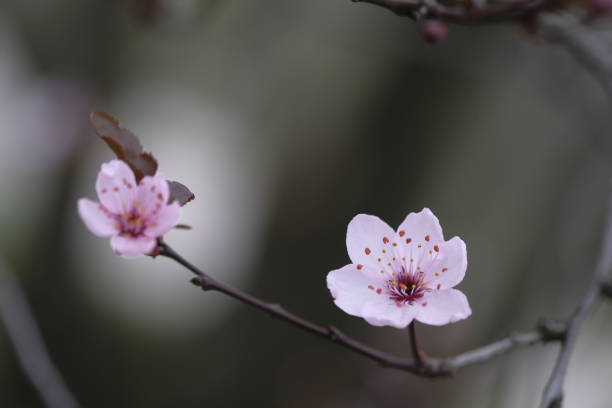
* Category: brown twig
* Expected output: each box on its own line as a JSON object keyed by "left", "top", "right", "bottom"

{"left": 409, "top": 322, "right": 427, "bottom": 367}
{"left": 158, "top": 240, "right": 565, "bottom": 378}
{"left": 352, "top": 0, "right": 555, "bottom": 24}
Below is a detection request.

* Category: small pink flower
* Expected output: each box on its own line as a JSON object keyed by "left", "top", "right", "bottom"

{"left": 77, "top": 160, "right": 181, "bottom": 257}
{"left": 327, "top": 208, "right": 471, "bottom": 328}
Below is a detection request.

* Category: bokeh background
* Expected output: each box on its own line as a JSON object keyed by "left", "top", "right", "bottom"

{"left": 1, "top": 1, "right": 612, "bottom": 407}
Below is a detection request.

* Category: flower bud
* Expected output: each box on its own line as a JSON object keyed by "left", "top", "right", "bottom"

{"left": 421, "top": 19, "right": 449, "bottom": 44}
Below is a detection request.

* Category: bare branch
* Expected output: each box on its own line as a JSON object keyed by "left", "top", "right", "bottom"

{"left": 158, "top": 241, "right": 564, "bottom": 378}
{"left": 352, "top": 0, "right": 554, "bottom": 24}
{"left": 540, "top": 188, "right": 612, "bottom": 408}
{"left": 0, "top": 260, "right": 80, "bottom": 408}
{"left": 444, "top": 319, "right": 566, "bottom": 371}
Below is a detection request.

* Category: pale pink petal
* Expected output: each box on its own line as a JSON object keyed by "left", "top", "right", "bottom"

{"left": 394, "top": 208, "right": 445, "bottom": 272}
{"left": 110, "top": 235, "right": 156, "bottom": 257}
{"left": 136, "top": 174, "right": 170, "bottom": 218}
{"left": 77, "top": 198, "right": 118, "bottom": 237}
{"left": 95, "top": 160, "right": 137, "bottom": 214}
{"left": 327, "top": 264, "right": 381, "bottom": 316}
{"left": 361, "top": 300, "right": 418, "bottom": 329}
{"left": 346, "top": 214, "right": 401, "bottom": 277}
{"left": 144, "top": 201, "right": 181, "bottom": 238}
{"left": 395, "top": 208, "right": 444, "bottom": 243}
{"left": 416, "top": 289, "right": 471, "bottom": 326}
{"left": 423, "top": 236, "right": 467, "bottom": 290}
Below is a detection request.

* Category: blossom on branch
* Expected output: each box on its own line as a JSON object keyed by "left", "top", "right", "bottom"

{"left": 78, "top": 160, "right": 181, "bottom": 257}
{"left": 327, "top": 209, "right": 471, "bottom": 329}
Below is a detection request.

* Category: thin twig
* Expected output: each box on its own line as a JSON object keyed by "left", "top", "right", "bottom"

{"left": 0, "top": 260, "right": 80, "bottom": 408}
{"left": 158, "top": 240, "right": 564, "bottom": 378}
{"left": 408, "top": 322, "right": 427, "bottom": 367}
{"left": 352, "top": 0, "right": 554, "bottom": 24}
{"left": 539, "top": 189, "right": 612, "bottom": 408}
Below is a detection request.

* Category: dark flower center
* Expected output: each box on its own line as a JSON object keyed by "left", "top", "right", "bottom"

{"left": 117, "top": 210, "right": 146, "bottom": 237}
{"left": 386, "top": 267, "right": 430, "bottom": 305}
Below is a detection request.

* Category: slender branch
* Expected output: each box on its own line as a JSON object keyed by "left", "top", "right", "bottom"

{"left": 0, "top": 260, "right": 80, "bottom": 408}
{"left": 352, "top": 0, "right": 555, "bottom": 24}
{"left": 158, "top": 240, "right": 564, "bottom": 378}
{"left": 539, "top": 189, "right": 612, "bottom": 408}
{"left": 408, "top": 322, "right": 427, "bottom": 367}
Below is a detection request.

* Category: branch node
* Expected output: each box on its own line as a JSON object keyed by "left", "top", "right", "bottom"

{"left": 268, "top": 303, "right": 286, "bottom": 315}
{"left": 190, "top": 276, "right": 214, "bottom": 291}
{"left": 422, "top": 358, "right": 454, "bottom": 377}
{"left": 327, "top": 325, "right": 342, "bottom": 341}
{"left": 537, "top": 318, "right": 567, "bottom": 341}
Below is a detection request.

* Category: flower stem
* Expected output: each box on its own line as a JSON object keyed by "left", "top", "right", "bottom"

{"left": 409, "top": 322, "right": 427, "bottom": 367}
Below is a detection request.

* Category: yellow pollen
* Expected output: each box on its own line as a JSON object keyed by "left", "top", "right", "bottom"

{"left": 392, "top": 243, "right": 397, "bottom": 247}
{"left": 428, "top": 250, "right": 432, "bottom": 254}
{"left": 380, "top": 270, "right": 384, "bottom": 274}
{"left": 435, "top": 272, "right": 440, "bottom": 276}
{"left": 382, "top": 249, "right": 387, "bottom": 254}
{"left": 411, "top": 284, "right": 416, "bottom": 289}
{"left": 417, "top": 244, "right": 422, "bottom": 248}
{"left": 377, "top": 258, "right": 381, "bottom": 262}
{"left": 410, "top": 258, "right": 414, "bottom": 262}
{"left": 416, "top": 266, "right": 421, "bottom": 270}
{"left": 387, "top": 263, "right": 391, "bottom": 267}
{"left": 392, "top": 272, "right": 397, "bottom": 277}
{"left": 400, "top": 284, "right": 408, "bottom": 290}
{"left": 402, "top": 257, "right": 406, "bottom": 261}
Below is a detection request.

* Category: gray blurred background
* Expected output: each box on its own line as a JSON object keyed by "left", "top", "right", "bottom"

{"left": 0, "top": 0, "right": 611, "bottom": 407}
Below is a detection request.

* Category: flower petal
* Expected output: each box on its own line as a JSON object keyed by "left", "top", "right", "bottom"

{"left": 416, "top": 288, "right": 471, "bottom": 326}
{"left": 394, "top": 208, "right": 444, "bottom": 270}
{"left": 361, "top": 300, "right": 417, "bottom": 329}
{"left": 395, "top": 208, "right": 444, "bottom": 244}
{"left": 77, "top": 198, "right": 118, "bottom": 237}
{"left": 110, "top": 235, "right": 156, "bottom": 257}
{"left": 327, "top": 264, "right": 382, "bottom": 316}
{"left": 346, "top": 214, "right": 400, "bottom": 276}
{"left": 136, "top": 174, "right": 170, "bottom": 219}
{"left": 95, "top": 160, "right": 137, "bottom": 214}
{"left": 144, "top": 201, "right": 181, "bottom": 238}
{"left": 424, "top": 236, "right": 467, "bottom": 290}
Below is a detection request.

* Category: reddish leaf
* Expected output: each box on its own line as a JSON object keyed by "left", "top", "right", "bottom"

{"left": 90, "top": 111, "right": 158, "bottom": 182}
{"left": 91, "top": 111, "right": 195, "bottom": 207}
{"left": 168, "top": 180, "right": 195, "bottom": 206}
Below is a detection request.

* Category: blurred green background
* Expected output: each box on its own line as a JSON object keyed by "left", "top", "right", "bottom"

{"left": 1, "top": 0, "right": 612, "bottom": 407}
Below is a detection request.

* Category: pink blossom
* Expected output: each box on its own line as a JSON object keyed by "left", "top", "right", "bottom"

{"left": 327, "top": 209, "right": 471, "bottom": 328}
{"left": 78, "top": 160, "right": 181, "bottom": 257}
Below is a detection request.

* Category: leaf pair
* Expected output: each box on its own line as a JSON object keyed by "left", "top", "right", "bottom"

{"left": 90, "top": 111, "right": 195, "bottom": 206}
